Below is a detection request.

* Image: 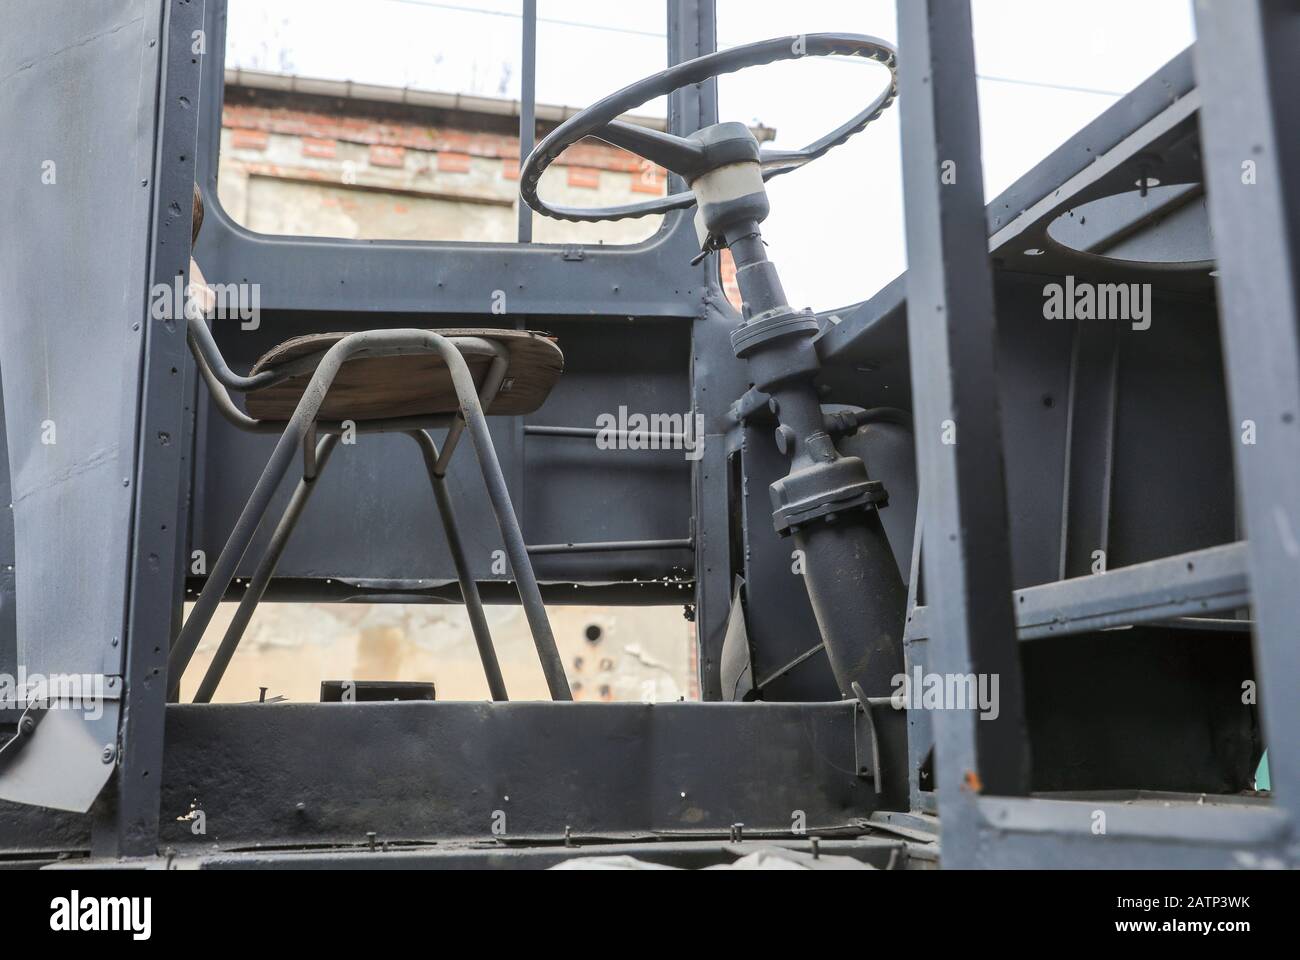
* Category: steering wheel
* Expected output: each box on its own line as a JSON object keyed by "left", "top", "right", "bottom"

{"left": 519, "top": 33, "right": 897, "bottom": 223}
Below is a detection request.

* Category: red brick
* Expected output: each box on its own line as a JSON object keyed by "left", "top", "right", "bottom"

{"left": 437, "top": 151, "right": 472, "bottom": 173}
{"left": 630, "top": 163, "right": 666, "bottom": 195}
{"left": 368, "top": 144, "right": 406, "bottom": 168}
{"left": 564, "top": 140, "right": 640, "bottom": 172}
{"left": 501, "top": 159, "right": 521, "bottom": 181}
{"left": 223, "top": 103, "right": 666, "bottom": 173}
{"left": 301, "top": 137, "right": 337, "bottom": 159}
{"left": 720, "top": 248, "right": 742, "bottom": 311}
{"left": 231, "top": 128, "right": 268, "bottom": 151}
{"left": 567, "top": 166, "right": 601, "bottom": 190}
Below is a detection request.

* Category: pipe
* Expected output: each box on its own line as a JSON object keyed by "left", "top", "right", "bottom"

{"left": 524, "top": 424, "right": 691, "bottom": 446}
{"left": 526, "top": 538, "right": 692, "bottom": 555}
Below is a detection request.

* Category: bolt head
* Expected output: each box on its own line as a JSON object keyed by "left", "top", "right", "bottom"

{"left": 774, "top": 424, "right": 796, "bottom": 455}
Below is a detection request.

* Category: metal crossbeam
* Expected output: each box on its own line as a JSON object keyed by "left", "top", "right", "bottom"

{"left": 905, "top": 542, "right": 1250, "bottom": 642}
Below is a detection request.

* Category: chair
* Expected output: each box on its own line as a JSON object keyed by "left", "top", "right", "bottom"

{"left": 168, "top": 202, "right": 570, "bottom": 703}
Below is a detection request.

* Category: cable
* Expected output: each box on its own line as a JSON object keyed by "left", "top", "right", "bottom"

{"left": 974, "top": 72, "right": 1124, "bottom": 97}
{"left": 380, "top": 0, "right": 666, "bottom": 39}
{"left": 321, "top": 0, "right": 1130, "bottom": 99}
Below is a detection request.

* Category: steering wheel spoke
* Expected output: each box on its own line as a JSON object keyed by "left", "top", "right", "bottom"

{"left": 593, "top": 122, "right": 707, "bottom": 179}
{"left": 759, "top": 146, "right": 812, "bottom": 176}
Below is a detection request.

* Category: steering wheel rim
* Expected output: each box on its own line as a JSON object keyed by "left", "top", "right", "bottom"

{"left": 519, "top": 33, "right": 898, "bottom": 224}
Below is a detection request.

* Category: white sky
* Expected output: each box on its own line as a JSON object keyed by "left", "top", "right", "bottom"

{"left": 227, "top": 0, "right": 1197, "bottom": 310}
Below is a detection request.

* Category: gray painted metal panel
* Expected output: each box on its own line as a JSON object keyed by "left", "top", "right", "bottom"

{"left": 690, "top": 288, "right": 749, "bottom": 700}
{"left": 0, "top": 796, "right": 91, "bottom": 858}
{"left": 0, "top": 371, "right": 15, "bottom": 681}
{"left": 0, "top": 0, "right": 162, "bottom": 679}
{"left": 0, "top": 703, "right": 120, "bottom": 812}
{"left": 155, "top": 700, "right": 904, "bottom": 847}
{"left": 817, "top": 49, "right": 1200, "bottom": 370}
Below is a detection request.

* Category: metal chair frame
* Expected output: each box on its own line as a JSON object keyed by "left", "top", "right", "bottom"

{"left": 166, "top": 314, "right": 573, "bottom": 704}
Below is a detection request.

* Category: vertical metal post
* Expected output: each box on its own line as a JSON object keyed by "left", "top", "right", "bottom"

{"left": 96, "top": 0, "right": 207, "bottom": 858}
{"left": 1193, "top": 0, "right": 1300, "bottom": 819}
{"left": 1057, "top": 323, "right": 1119, "bottom": 580}
{"left": 668, "top": 0, "right": 716, "bottom": 154}
{"left": 904, "top": 510, "right": 935, "bottom": 811}
{"left": 896, "top": 0, "right": 1030, "bottom": 858}
{"left": 517, "top": 0, "right": 537, "bottom": 243}
{"left": 680, "top": 0, "right": 722, "bottom": 698}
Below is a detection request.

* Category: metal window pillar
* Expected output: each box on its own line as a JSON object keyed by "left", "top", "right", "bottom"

{"left": 1194, "top": 0, "right": 1300, "bottom": 823}
{"left": 91, "top": 0, "right": 208, "bottom": 859}
{"left": 896, "top": 0, "right": 1030, "bottom": 863}
{"left": 517, "top": 0, "right": 537, "bottom": 243}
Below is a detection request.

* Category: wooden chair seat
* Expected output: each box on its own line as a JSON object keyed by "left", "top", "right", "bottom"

{"left": 242, "top": 328, "right": 563, "bottom": 422}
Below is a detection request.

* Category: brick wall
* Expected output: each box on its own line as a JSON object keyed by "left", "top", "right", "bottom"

{"left": 218, "top": 96, "right": 744, "bottom": 308}
{"left": 223, "top": 100, "right": 664, "bottom": 187}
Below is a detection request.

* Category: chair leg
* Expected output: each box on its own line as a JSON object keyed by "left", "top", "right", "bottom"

{"left": 445, "top": 344, "right": 572, "bottom": 701}
{"left": 191, "top": 433, "right": 341, "bottom": 703}
{"left": 166, "top": 427, "right": 307, "bottom": 701}
{"left": 410, "top": 430, "right": 509, "bottom": 702}
{"left": 168, "top": 330, "right": 379, "bottom": 699}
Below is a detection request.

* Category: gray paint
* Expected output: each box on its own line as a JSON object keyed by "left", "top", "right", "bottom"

{"left": 0, "top": 0, "right": 161, "bottom": 680}
{"left": 1195, "top": 0, "right": 1300, "bottom": 831}
{"left": 0, "top": 0, "right": 1295, "bottom": 868}
{"left": 0, "top": 372, "right": 15, "bottom": 683}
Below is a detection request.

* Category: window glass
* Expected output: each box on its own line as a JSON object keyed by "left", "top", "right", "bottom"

{"left": 180, "top": 603, "right": 699, "bottom": 702}
{"left": 219, "top": 0, "right": 669, "bottom": 245}
{"left": 715, "top": 0, "right": 1196, "bottom": 310}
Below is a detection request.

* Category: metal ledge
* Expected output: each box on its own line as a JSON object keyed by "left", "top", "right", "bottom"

{"left": 51, "top": 835, "right": 926, "bottom": 871}
{"left": 906, "top": 541, "right": 1249, "bottom": 642}
{"left": 980, "top": 794, "right": 1285, "bottom": 845}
